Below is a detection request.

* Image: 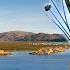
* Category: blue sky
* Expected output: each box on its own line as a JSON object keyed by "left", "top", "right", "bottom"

{"left": 0, "top": 0, "right": 69, "bottom": 34}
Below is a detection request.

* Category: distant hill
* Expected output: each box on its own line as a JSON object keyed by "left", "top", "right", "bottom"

{"left": 0, "top": 31, "right": 67, "bottom": 42}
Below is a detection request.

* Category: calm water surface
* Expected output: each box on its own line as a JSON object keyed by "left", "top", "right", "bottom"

{"left": 0, "top": 50, "right": 70, "bottom": 70}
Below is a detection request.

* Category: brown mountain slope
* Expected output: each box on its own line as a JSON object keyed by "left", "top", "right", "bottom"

{"left": 0, "top": 31, "right": 67, "bottom": 42}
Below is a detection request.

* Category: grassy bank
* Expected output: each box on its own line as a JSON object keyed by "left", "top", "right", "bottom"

{"left": 0, "top": 42, "right": 69, "bottom": 51}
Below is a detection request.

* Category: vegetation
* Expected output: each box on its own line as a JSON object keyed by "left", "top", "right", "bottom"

{"left": 0, "top": 42, "right": 69, "bottom": 51}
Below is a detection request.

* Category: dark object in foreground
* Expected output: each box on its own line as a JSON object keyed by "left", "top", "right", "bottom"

{"left": 44, "top": 4, "right": 51, "bottom": 11}
{"left": 65, "top": 0, "right": 70, "bottom": 12}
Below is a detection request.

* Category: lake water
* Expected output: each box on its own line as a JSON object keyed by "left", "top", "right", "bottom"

{"left": 0, "top": 51, "right": 70, "bottom": 70}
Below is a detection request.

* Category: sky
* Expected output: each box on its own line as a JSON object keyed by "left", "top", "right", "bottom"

{"left": 0, "top": 0, "right": 69, "bottom": 34}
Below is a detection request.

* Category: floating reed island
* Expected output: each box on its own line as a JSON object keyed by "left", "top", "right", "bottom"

{"left": 29, "top": 46, "right": 69, "bottom": 55}
{"left": 0, "top": 50, "right": 11, "bottom": 56}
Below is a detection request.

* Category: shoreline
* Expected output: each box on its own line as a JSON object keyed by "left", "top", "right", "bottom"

{"left": 0, "top": 42, "right": 69, "bottom": 55}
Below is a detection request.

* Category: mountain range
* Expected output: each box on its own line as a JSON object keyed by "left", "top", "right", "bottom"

{"left": 0, "top": 31, "right": 67, "bottom": 42}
